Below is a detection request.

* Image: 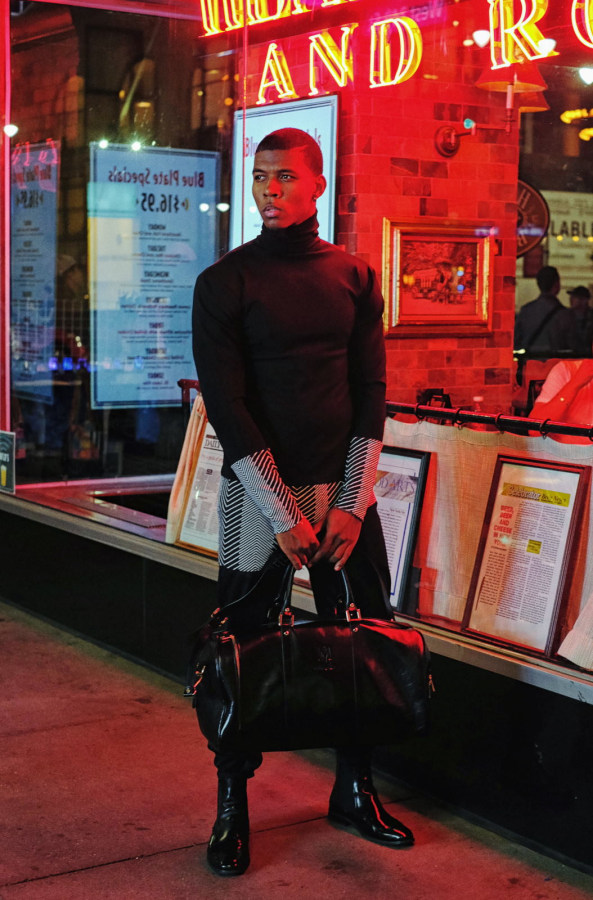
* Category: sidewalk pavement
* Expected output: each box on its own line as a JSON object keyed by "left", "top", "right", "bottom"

{"left": 2, "top": 598, "right": 593, "bottom": 900}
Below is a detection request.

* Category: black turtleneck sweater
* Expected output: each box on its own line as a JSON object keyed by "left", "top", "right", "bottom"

{"left": 192, "top": 215, "right": 386, "bottom": 542}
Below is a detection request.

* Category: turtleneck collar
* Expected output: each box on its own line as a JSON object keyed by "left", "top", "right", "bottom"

{"left": 256, "top": 214, "right": 321, "bottom": 256}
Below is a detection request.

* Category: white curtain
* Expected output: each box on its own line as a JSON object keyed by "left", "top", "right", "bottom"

{"left": 383, "top": 417, "right": 593, "bottom": 668}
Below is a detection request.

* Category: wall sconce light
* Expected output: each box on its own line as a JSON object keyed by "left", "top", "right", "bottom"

{"left": 517, "top": 92, "right": 550, "bottom": 114}
{"left": 475, "top": 60, "right": 548, "bottom": 132}
{"left": 435, "top": 61, "right": 548, "bottom": 157}
{"left": 434, "top": 122, "right": 475, "bottom": 157}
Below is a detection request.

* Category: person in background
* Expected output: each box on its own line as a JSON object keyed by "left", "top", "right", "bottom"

{"left": 192, "top": 128, "right": 413, "bottom": 877}
{"left": 567, "top": 285, "right": 593, "bottom": 357}
{"left": 514, "top": 266, "right": 575, "bottom": 355}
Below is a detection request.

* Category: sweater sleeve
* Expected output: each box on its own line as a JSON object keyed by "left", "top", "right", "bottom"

{"left": 334, "top": 264, "right": 386, "bottom": 517}
{"left": 335, "top": 436, "right": 383, "bottom": 519}
{"left": 192, "top": 263, "right": 302, "bottom": 532}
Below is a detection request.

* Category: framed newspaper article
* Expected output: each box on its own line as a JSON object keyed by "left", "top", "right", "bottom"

{"left": 463, "top": 455, "right": 590, "bottom": 656}
{"left": 176, "top": 421, "right": 222, "bottom": 557}
{"left": 375, "top": 446, "right": 430, "bottom": 611}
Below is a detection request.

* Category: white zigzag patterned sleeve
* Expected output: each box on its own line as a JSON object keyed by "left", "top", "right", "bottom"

{"left": 231, "top": 449, "right": 303, "bottom": 534}
{"left": 335, "top": 436, "right": 382, "bottom": 520}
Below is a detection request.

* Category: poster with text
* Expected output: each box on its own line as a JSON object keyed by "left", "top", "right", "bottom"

{"left": 0, "top": 432, "right": 16, "bottom": 494}
{"left": 230, "top": 96, "right": 338, "bottom": 249}
{"left": 10, "top": 140, "right": 60, "bottom": 404}
{"left": 88, "top": 143, "right": 219, "bottom": 408}
{"left": 375, "top": 447, "right": 430, "bottom": 610}
{"left": 464, "top": 456, "right": 589, "bottom": 655}
{"left": 177, "top": 422, "right": 222, "bottom": 555}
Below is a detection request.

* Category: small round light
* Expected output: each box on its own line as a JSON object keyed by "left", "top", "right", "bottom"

{"left": 98, "top": 139, "right": 109, "bottom": 149}
{"left": 538, "top": 38, "right": 556, "bottom": 55}
{"left": 131, "top": 141, "right": 142, "bottom": 151}
{"left": 472, "top": 30, "right": 490, "bottom": 48}
{"left": 579, "top": 68, "right": 593, "bottom": 86}
{"left": 216, "top": 202, "right": 230, "bottom": 213}
{"left": 4, "top": 124, "right": 18, "bottom": 138}
{"left": 199, "top": 203, "right": 210, "bottom": 212}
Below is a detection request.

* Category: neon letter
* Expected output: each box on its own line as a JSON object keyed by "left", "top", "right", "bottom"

{"left": 572, "top": 0, "right": 593, "bottom": 47}
{"left": 370, "top": 17, "right": 422, "bottom": 88}
{"left": 246, "top": 0, "right": 311, "bottom": 25}
{"left": 488, "top": 0, "right": 551, "bottom": 67}
{"left": 309, "top": 26, "right": 358, "bottom": 95}
{"left": 257, "top": 43, "right": 298, "bottom": 104}
{"left": 200, "top": 0, "right": 312, "bottom": 35}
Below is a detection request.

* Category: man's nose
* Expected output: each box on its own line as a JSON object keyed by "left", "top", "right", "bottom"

{"left": 264, "top": 178, "right": 280, "bottom": 196}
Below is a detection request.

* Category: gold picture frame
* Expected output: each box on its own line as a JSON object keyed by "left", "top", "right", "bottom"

{"left": 382, "top": 219, "right": 495, "bottom": 335}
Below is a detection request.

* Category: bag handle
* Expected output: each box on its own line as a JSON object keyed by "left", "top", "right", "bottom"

{"left": 212, "top": 552, "right": 359, "bottom": 628}
{"left": 277, "top": 562, "right": 358, "bottom": 624}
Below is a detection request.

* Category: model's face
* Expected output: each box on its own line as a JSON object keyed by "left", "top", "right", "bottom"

{"left": 252, "top": 148, "right": 326, "bottom": 230}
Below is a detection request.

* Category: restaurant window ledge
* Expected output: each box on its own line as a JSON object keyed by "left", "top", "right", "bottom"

{"left": 2, "top": 484, "right": 593, "bottom": 704}
{"left": 0, "top": 476, "right": 216, "bottom": 581}
{"left": 12, "top": 475, "right": 173, "bottom": 540}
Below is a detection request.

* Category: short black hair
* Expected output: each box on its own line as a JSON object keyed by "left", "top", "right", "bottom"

{"left": 536, "top": 266, "right": 559, "bottom": 292}
{"left": 255, "top": 128, "right": 323, "bottom": 176}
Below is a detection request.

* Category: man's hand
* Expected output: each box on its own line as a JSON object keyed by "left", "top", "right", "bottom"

{"left": 276, "top": 518, "right": 320, "bottom": 569}
{"left": 309, "top": 508, "right": 362, "bottom": 571}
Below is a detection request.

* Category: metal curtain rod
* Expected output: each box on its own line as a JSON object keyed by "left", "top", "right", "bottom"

{"left": 386, "top": 401, "right": 593, "bottom": 441}
{"left": 178, "top": 382, "right": 593, "bottom": 442}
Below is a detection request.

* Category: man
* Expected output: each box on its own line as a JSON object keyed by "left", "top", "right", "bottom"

{"left": 567, "top": 285, "right": 593, "bottom": 357}
{"left": 192, "top": 128, "right": 413, "bottom": 877}
{"left": 514, "top": 265, "right": 575, "bottom": 355}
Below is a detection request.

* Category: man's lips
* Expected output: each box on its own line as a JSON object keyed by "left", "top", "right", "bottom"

{"left": 262, "top": 205, "right": 281, "bottom": 216}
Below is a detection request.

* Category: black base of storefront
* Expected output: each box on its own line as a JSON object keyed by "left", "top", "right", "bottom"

{"left": 375, "top": 654, "right": 593, "bottom": 876}
{"left": 1, "top": 505, "right": 592, "bottom": 875}
{"left": 0, "top": 508, "right": 217, "bottom": 679}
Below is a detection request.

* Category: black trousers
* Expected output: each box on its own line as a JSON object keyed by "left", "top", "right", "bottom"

{"left": 213, "top": 503, "right": 391, "bottom": 778}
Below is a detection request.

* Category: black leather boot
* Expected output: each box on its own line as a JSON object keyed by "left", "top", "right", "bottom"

{"left": 206, "top": 775, "right": 250, "bottom": 876}
{"left": 328, "top": 751, "right": 414, "bottom": 848}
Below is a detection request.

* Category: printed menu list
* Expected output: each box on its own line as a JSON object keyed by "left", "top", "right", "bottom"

{"left": 10, "top": 140, "right": 60, "bottom": 403}
{"left": 88, "top": 144, "right": 219, "bottom": 408}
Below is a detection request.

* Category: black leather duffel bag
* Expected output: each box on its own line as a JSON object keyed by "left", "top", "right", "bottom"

{"left": 185, "top": 560, "right": 432, "bottom": 753}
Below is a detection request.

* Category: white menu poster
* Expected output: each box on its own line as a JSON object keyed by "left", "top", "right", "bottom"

{"left": 230, "top": 96, "right": 337, "bottom": 248}
{"left": 10, "top": 140, "right": 60, "bottom": 403}
{"left": 88, "top": 143, "right": 219, "bottom": 408}
{"left": 178, "top": 422, "right": 222, "bottom": 555}
{"left": 465, "top": 457, "right": 586, "bottom": 654}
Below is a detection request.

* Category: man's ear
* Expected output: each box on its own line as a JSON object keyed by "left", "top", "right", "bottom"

{"left": 314, "top": 174, "right": 327, "bottom": 200}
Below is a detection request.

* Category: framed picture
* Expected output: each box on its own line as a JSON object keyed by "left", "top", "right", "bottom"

{"left": 463, "top": 455, "right": 590, "bottom": 656}
{"left": 382, "top": 220, "right": 495, "bottom": 335}
{"left": 375, "top": 446, "right": 430, "bottom": 611}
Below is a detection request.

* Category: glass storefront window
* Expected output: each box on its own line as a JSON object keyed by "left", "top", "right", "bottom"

{"left": 6, "top": 0, "right": 593, "bottom": 515}
{"left": 9, "top": 3, "right": 239, "bottom": 492}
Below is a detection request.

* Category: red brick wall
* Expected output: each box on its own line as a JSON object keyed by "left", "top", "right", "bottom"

{"left": 245, "top": 22, "right": 518, "bottom": 413}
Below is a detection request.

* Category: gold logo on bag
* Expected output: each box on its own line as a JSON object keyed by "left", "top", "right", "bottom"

{"left": 315, "top": 644, "right": 334, "bottom": 672}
